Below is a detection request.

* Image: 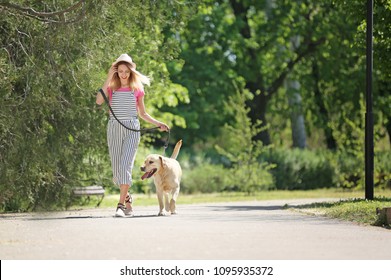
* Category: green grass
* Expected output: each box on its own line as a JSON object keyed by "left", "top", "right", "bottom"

{"left": 289, "top": 197, "right": 391, "bottom": 228}
{"left": 70, "top": 188, "right": 391, "bottom": 228}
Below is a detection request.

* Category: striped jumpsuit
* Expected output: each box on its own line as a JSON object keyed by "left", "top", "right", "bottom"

{"left": 107, "top": 87, "right": 142, "bottom": 186}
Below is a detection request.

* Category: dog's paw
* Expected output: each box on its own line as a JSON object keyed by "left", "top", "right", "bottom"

{"left": 158, "top": 211, "right": 167, "bottom": 216}
{"left": 171, "top": 211, "right": 178, "bottom": 215}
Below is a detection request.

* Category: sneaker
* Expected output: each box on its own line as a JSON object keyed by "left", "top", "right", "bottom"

{"left": 124, "top": 193, "right": 133, "bottom": 216}
{"left": 115, "top": 203, "right": 126, "bottom": 217}
{"left": 124, "top": 207, "right": 133, "bottom": 216}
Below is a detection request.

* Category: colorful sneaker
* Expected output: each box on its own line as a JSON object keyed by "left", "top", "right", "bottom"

{"left": 115, "top": 203, "right": 126, "bottom": 217}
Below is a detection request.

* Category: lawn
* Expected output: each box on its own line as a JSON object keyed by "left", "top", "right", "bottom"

{"left": 287, "top": 196, "right": 391, "bottom": 228}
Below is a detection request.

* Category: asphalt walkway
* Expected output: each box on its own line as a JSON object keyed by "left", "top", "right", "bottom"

{"left": 1, "top": 199, "right": 390, "bottom": 260}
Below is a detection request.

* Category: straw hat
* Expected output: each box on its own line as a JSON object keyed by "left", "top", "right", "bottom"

{"left": 113, "top": 54, "right": 136, "bottom": 69}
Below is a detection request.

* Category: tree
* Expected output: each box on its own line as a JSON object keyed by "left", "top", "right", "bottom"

{"left": 169, "top": 0, "right": 333, "bottom": 147}
{"left": 0, "top": 0, "right": 196, "bottom": 211}
{"left": 170, "top": 0, "right": 390, "bottom": 152}
{"left": 0, "top": 0, "right": 86, "bottom": 24}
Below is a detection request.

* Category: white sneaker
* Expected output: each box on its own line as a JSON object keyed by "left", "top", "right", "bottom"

{"left": 124, "top": 207, "right": 133, "bottom": 216}
{"left": 115, "top": 204, "right": 125, "bottom": 217}
{"left": 124, "top": 193, "right": 133, "bottom": 216}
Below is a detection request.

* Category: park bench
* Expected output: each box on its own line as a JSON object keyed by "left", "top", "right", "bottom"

{"left": 68, "top": 185, "right": 105, "bottom": 207}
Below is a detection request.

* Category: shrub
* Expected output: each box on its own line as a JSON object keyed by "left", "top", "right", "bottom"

{"left": 332, "top": 150, "right": 391, "bottom": 190}
{"left": 262, "top": 148, "right": 335, "bottom": 190}
{"left": 213, "top": 87, "right": 275, "bottom": 194}
{"left": 375, "top": 151, "right": 391, "bottom": 189}
{"left": 181, "top": 162, "right": 230, "bottom": 194}
{"left": 333, "top": 151, "right": 363, "bottom": 189}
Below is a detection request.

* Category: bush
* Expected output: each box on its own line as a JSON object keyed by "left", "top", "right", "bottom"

{"left": 332, "top": 150, "right": 391, "bottom": 190}
{"left": 180, "top": 159, "right": 274, "bottom": 194}
{"left": 181, "top": 162, "right": 230, "bottom": 194}
{"left": 223, "top": 163, "right": 275, "bottom": 193}
{"left": 262, "top": 148, "right": 390, "bottom": 191}
{"left": 333, "top": 151, "right": 363, "bottom": 189}
{"left": 262, "top": 148, "right": 335, "bottom": 190}
{"left": 375, "top": 151, "right": 391, "bottom": 189}
{"left": 212, "top": 88, "right": 275, "bottom": 194}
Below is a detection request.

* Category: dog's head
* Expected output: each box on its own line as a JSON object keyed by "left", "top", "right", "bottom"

{"left": 140, "top": 154, "right": 166, "bottom": 180}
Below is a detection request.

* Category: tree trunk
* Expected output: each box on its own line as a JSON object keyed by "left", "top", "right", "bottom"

{"left": 230, "top": 0, "right": 271, "bottom": 145}
{"left": 245, "top": 81, "right": 271, "bottom": 145}
{"left": 285, "top": 79, "right": 306, "bottom": 148}
{"left": 285, "top": 34, "right": 306, "bottom": 149}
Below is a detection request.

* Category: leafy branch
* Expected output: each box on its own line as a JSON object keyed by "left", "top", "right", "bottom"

{"left": 0, "top": 0, "right": 86, "bottom": 24}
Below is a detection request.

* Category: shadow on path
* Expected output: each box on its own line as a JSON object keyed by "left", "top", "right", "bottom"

{"left": 0, "top": 213, "right": 160, "bottom": 221}
{"left": 207, "top": 205, "right": 283, "bottom": 212}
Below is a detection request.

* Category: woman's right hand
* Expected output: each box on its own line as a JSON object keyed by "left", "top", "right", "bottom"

{"left": 107, "top": 63, "right": 117, "bottom": 78}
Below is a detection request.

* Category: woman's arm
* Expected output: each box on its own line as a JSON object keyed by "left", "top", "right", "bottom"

{"left": 137, "top": 95, "right": 169, "bottom": 131}
{"left": 96, "top": 64, "right": 116, "bottom": 105}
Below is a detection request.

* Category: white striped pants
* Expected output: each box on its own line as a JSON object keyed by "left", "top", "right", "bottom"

{"left": 107, "top": 118, "right": 140, "bottom": 186}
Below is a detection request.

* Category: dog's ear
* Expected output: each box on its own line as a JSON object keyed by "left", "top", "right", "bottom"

{"left": 159, "top": 156, "right": 166, "bottom": 169}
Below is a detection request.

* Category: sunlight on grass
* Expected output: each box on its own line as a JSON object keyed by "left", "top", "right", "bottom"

{"left": 288, "top": 195, "right": 391, "bottom": 227}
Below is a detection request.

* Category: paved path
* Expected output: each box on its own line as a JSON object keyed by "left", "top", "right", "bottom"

{"left": 0, "top": 199, "right": 390, "bottom": 260}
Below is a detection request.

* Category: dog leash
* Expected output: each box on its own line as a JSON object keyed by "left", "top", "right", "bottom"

{"left": 98, "top": 88, "right": 170, "bottom": 154}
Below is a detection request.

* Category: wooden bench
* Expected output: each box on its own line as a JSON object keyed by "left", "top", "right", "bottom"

{"left": 69, "top": 185, "right": 105, "bottom": 207}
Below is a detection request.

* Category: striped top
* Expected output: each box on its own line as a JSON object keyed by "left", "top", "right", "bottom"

{"left": 108, "top": 87, "right": 144, "bottom": 120}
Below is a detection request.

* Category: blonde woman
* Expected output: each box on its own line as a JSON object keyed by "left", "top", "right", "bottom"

{"left": 96, "top": 54, "right": 169, "bottom": 217}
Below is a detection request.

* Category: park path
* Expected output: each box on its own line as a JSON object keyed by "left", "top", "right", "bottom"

{"left": 0, "top": 198, "right": 390, "bottom": 260}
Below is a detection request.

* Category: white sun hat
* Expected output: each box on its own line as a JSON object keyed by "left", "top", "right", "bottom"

{"left": 114, "top": 54, "right": 136, "bottom": 68}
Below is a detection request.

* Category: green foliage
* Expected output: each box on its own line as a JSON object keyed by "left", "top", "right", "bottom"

{"left": 333, "top": 152, "right": 363, "bottom": 189}
{"left": 375, "top": 152, "right": 391, "bottom": 189}
{"left": 263, "top": 148, "right": 390, "bottom": 191}
{"left": 1, "top": 0, "right": 390, "bottom": 212}
{"left": 263, "top": 148, "right": 336, "bottom": 190}
{"left": 169, "top": 0, "right": 390, "bottom": 152}
{"left": 181, "top": 161, "right": 230, "bottom": 194}
{"left": 0, "top": 0, "right": 196, "bottom": 211}
{"left": 214, "top": 89, "right": 275, "bottom": 194}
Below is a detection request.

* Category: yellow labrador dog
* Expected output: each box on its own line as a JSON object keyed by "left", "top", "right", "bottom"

{"left": 140, "top": 140, "right": 182, "bottom": 216}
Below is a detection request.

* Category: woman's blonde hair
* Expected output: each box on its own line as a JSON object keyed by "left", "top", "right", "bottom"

{"left": 111, "top": 62, "right": 150, "bottom": 91}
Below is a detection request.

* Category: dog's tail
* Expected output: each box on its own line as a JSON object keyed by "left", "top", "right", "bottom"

{"left": 170, "top": 140, "right": 182, "bottom": 159}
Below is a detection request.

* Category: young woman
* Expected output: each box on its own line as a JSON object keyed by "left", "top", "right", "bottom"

{"left": 96, "top": 54, "right": 169, "bottom": 217}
